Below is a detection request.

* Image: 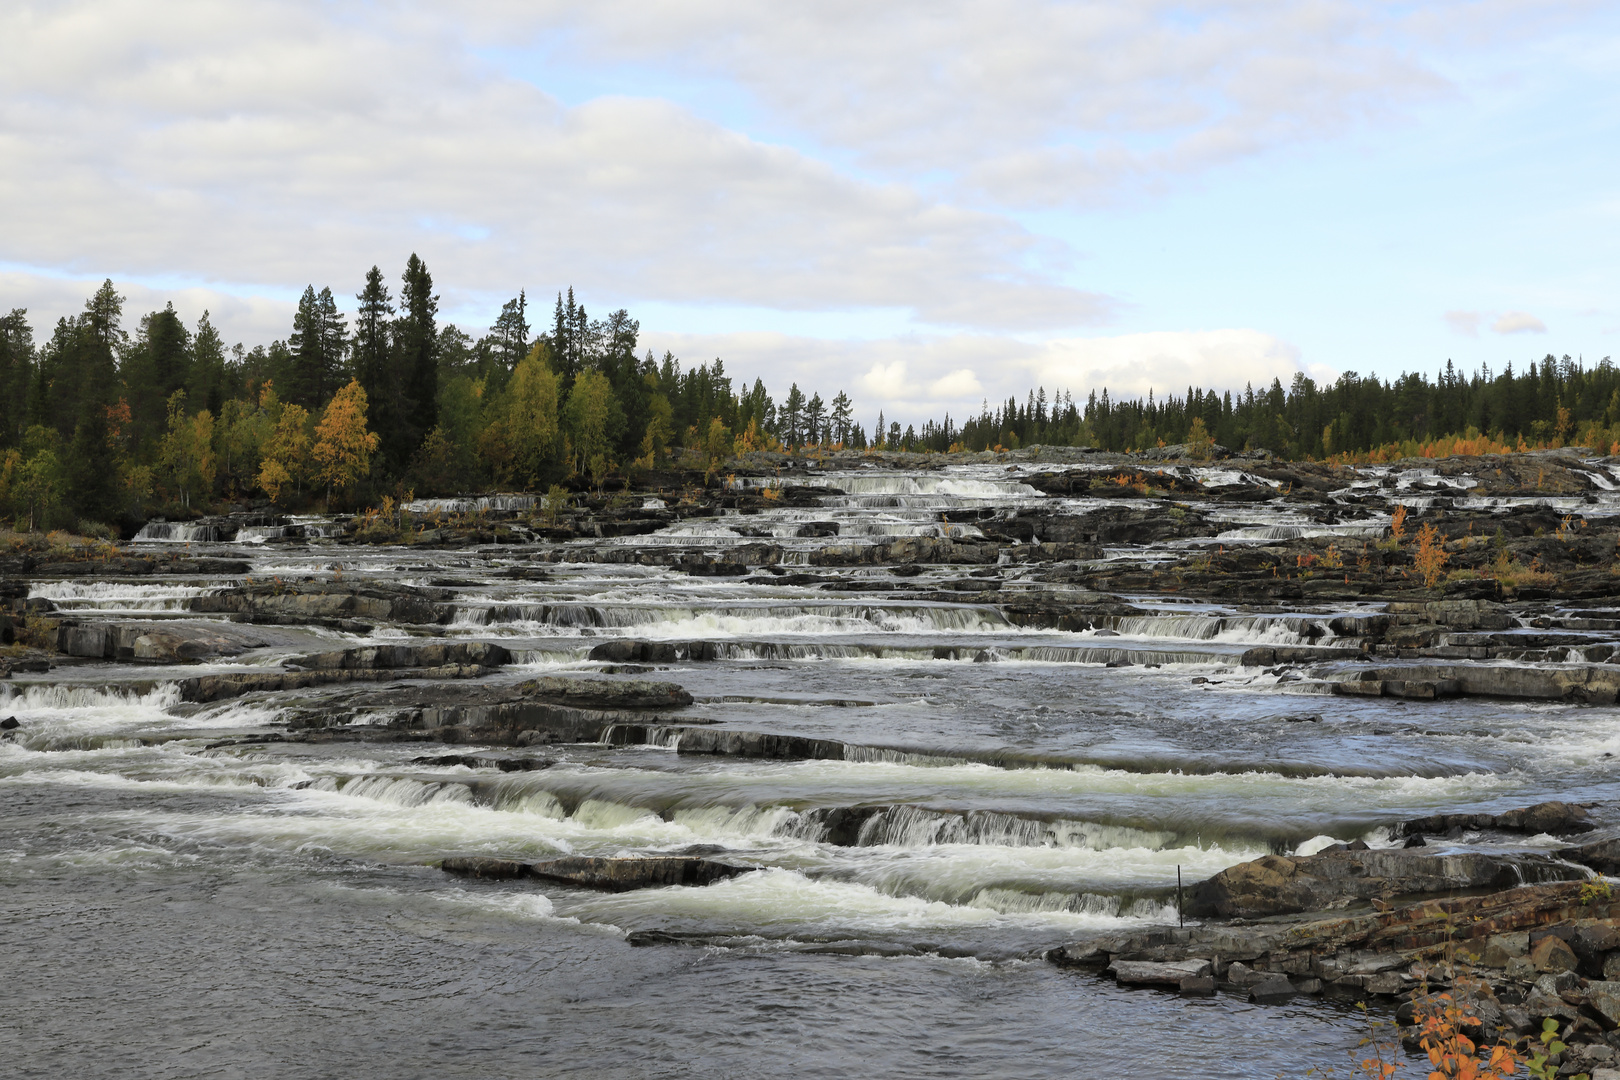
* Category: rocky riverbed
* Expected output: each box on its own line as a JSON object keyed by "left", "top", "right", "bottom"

{"left": 5, "top": 445, "right": 1620, "bottom": 1077}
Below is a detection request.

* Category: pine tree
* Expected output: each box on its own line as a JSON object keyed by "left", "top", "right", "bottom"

{"left": 781, "top": 384, "right": 806, "bottom": 447}
{"left": 491, "top": 291, "right": 529, "bottom": 375}
{"left": 829, "top": 391, "right": 853, "bottom": 445}
{"left": 805, "top": 392, "right": 825, "bottom": 446}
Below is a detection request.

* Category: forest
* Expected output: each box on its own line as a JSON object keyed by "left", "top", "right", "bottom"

{"left": 0, "top": 256, "right": 1612, "bottom": 531}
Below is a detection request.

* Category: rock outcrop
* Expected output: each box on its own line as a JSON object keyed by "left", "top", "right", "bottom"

{"left": 1184, "top": 849, "right": 1586, "bottom": 919}
{"left": 440, "top": 855, "right": 753, "bottom": 891}
{"left": 1397, "top": 801, "right": 1595, "bottom": 838}
{"left": 189, "top": 581, "right": 454, "bottom": 624}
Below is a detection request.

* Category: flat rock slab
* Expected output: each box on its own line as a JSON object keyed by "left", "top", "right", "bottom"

{"left": 1186, "top": 847, "right": 1586, "bottom": 919}
{"left": 439, "top": 855, "right": 753, "bottom": 891}
{"left": 517, "top": 676, "right": 693, "bottom": 710}
{"left": 527, "top": 856, "right": 753, "bottom": 892}
{"left": 289, "top": 643, "right": 512, "bottom": 671}
{"left": 52, "top": 619, "right": 291, "bottom": 662}
{"left": 1110, "top": 959, "right": 1212, "bottom": 986}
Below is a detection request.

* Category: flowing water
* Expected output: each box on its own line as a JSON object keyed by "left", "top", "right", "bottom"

{"left": 5, "top": 461, "right": 1615, "bottom": 1078}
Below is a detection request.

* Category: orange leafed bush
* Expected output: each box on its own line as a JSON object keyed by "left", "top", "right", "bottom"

{"left": 1413, "top": 523, "right": 1450, "bottom": 588}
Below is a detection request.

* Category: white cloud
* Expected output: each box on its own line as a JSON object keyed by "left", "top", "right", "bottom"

{"left": 642, "top": 327, "right": 1324, "bottom": 423}
{"left": 1444, "top": 310, "right": 1481, "bottom": 336}
{"left": 0, "top": 271, "right": 297, "bottom": 352}
{"left": 1491, "top": 310, "right": 1548, "bottom": 334}
{"left": 859, "top": 362, "right": 910, "bottom": 400}
{"left": 929, "top": 369, "right": 983, "bottom": 399}
{"left": 0, "top": 1, "right": 1110, "bottom": 332}
{"left": 1025, "top": 329, "right": 1319, "bottom": 401}
{"left": 482, "top": 0, "right": 1583, "bottom": 207}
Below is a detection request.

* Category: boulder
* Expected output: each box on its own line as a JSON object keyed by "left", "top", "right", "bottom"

{"left": 1529, "top": 934, "right": 1578, "bottom": 973}
{"left": 1586, "top": 982, "right": 1620, "bottom": 1028}
{"left": 1247, "top": 975, "right": 1296, "bottom": 1003}
{"left": 1179, "top": 975, "right": 1217, "bottom": 997}
{"left": 1223, "top": 962, "right": 1268, "bottom": 987}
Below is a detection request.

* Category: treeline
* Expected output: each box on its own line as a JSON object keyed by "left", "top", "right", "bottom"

{"left": 916, "top": 357, "right": 1620, "bottom": 461}
{"left": 0, "top": 261, "right": 889, "bottom": 531}
{"left": 0, "top": 260, "right": 1607, "bottom": 532}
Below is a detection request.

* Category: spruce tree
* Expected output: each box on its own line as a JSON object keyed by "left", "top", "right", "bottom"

{"left": 350, "top": 266, "right": 396, "bottom": 474}
{"left": 0, "top": 309, "right": 34, "bottom": 448}
{"left": 398, "top": 254, "right": 439, "bottom": 462}
{"left": 191, "top": 311, "right": 226, "bottom": 415}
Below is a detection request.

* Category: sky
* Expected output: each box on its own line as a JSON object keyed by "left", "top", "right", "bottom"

{"left": 2, "top": 0, "right": 1618, "bottom": 427}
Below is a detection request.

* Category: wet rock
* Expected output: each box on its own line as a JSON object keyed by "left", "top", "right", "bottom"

{"left": 526, "top": 856, "right": 753, "bottom": 892}
{"left": 1397, "top": 801, "right": 1595, "bottom": 837}
{"left": 1322, "top": 662, "right": 1620, "bottom": 703}
{"left": 289, "top": 642, "right": 513, "bottom": 670}
{"left": 1110, "top": 959, "right": 1211, "bottom": 986}
{"left": 190, "top": 580, "right": 455, "bottom": 625}
{"left": 1185, "top": 848, "right": 1586, "bottom": 919}
{"left": 517, "top": 676, "right": 693, "bottom": 710}
{"left": 411, "top": 754, "right": 551, "bottom": 772}
{"left": 1247, "top": 975, "right": 1296, "bottom": 1003}
{"left": 587, "top": 640, "right": 723, "bottom": 664}
{"left": 658, "top": 727, "right": 848, "bottom": 761}
{"left": 1559, "top": 838, "right": 1620, "bottom": 874}
{"left": 440, "top": 857, "right": 530, "bottom": 879}
{"left": 179, "top": 664, "right": 495, "bottom": 703}
{"left": 810, "top": 537, "right": 999, "bottom": 567}
{"left": 0, "top": 716, "right": 17, "bottom": 730}
{"left": 1223, "top": 962, "right": 1267, "bottom": 987}
{"left": 1178, "top": 975, "right": 1217, "bottom": 997}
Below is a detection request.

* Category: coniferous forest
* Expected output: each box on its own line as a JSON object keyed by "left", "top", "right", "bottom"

{"left": 0, "top": 257, "right": 1613, "bottom": 531}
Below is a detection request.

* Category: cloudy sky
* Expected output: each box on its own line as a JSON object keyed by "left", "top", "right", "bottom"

{"left": 3, "top": 0, "right": 1617, "bottom": 425}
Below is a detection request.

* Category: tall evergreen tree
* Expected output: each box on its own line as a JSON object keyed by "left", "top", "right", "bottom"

{"left": 350, "top": 266, "right": 397, "bottom": 474}
{"left": 190, "top": 311, "right": 226, "bottom": 415}
{"left": 288, "top": 286, "right": 347, "bottom": 407}
{"left": 67, "top": 281, "right": 125, "bottom": 524}
{"left": 397, "top": 254, "right": 439, "bottom": 461}
{"left": 0, "top": 309, "right": 34, "bottom": 448}
{"left": 829, "top": 391, "right": 853, "bottom": 445}
{"left": 805, "top": 392, "right": 826, "bottom": 446}
{"left": 781, "top": 384, "right": 806, "bottom": 447}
